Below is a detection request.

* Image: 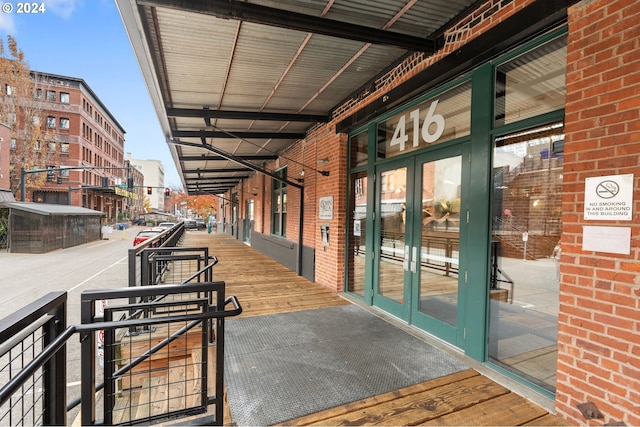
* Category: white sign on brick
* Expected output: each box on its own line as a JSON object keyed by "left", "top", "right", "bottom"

{"left": 584, "top": 174, "right": 633, "bottom": 221}
{"left": 319, "top": 196, "right": 333, "bottom": 220}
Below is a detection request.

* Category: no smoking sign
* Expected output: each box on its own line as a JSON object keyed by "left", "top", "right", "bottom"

{"left": 584, "top": 174, "right": 634, "bottom": 221}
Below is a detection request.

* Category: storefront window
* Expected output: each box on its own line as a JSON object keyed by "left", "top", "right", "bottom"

{"left": 489, "top": 122, "right": 564, "bottom": 392}
{"left": 349, "top": 131, "right": 368, "bottom": 168}
{"left": 346, "top": 171, "right": 368, "bottom": 297}
{"left": 495, "top": 35, "right": 567, "bottom": 126}
{"left": 378, "top": 81, "right": 471, "bottom": 160}
{"left": 271, "top": 167, "right": 287, "bottom": 237}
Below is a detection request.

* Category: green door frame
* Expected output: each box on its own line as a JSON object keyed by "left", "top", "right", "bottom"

{"left": 371, "top": 155, "right": 413, "bottom": 321}
{"left": 409, "top": 141, "right": 470, "bottom": 348}
{"left": 344, "top": 27, "right": 568, "bottom": 395}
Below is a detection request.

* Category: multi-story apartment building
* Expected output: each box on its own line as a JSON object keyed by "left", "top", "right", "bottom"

{"left": 128, "top": 157, "right": 165, "bottom": 212}
{"left": 11, "top": 72, "right": 140, "bottom": 223}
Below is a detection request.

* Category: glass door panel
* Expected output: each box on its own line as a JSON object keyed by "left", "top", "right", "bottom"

{"left": 418, "top": 156, "right": 462, "bottom": 327}
{"left": 347, "top": 171, "right": 368, "bottom": 298}
{"left": 377, "top": 166, "right": 408, "bottom": 305}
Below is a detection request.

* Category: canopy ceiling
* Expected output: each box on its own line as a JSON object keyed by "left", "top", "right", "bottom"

{"left": 116, "top": 0, "right": 484, "bottom": 194}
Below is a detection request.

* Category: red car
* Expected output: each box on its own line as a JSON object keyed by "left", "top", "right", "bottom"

{"left": 133, "top": 227, "right": 164, "bottom": 246}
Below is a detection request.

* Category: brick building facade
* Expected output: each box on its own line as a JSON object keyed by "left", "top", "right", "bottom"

{"left": 121, "top": 0, "right": 638, "bottom": 424}
{"left": 212, "top": 1, "right": 639, "bottom": 424}
{"left": 557, "top": 0, "right": 640, "bottom": 424}
{"left": 11, "top": 72, "right": 140, "bottom": 223}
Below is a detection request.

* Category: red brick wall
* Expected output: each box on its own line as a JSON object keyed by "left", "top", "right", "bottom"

{"left": 557, "top": 0, "right": 640, "bottom": 425}
{"left": 257, "top": 127, "right": 347, "bottom": 292}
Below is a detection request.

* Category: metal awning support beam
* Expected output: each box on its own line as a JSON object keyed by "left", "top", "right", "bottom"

{"left": 190, "top": 188, "right": 236, "bottom": 193}
{"left": 167, "top": 107, "right": 329, "bottom": 123}
{"left": 170, "top": 138, "right": 304, "bottom": 190}
{"left": 137, "top": 0, "right": 439, "bottom": 53}
{"left": 173, "top": 130, "right": 305, "bottom": 139}
{"left": 184, "top": 177, "right": 241, "bottom": 182}
{"left": 183, "top": 168, "right": 252, "bottom": 174}
{"left": 179, "top": 155, "right": 277, "bottom": 162}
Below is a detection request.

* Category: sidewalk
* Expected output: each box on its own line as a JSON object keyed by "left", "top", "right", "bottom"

{"left": 181, "top": 231, "right": 569, "bottom": 426}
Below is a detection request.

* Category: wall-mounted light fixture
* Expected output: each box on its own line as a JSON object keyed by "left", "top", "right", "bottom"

{"left": 317, "top": 158, "right": 329, "bottom": 165}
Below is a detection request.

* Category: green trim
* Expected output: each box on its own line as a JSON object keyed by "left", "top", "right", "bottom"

{"left": 342, "top": 27, "right": 568, "bottom": 392}
{"left": 491, "top": 110, "right": 565, "bottom": 138}
{"left": 409, "top": 142, "right": 469, "bottom": 346}
{"left": 371, "top": 156, "right": 412, "bottom": 320}
{"left": 464, "top": 63, "right": 494, "bottom": 361}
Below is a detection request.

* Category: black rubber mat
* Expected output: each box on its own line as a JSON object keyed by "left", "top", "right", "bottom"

{"left": 224, "top": 305, "right": 468, "bottom": 426}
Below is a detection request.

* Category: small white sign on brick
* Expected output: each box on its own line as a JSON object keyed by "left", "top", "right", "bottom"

{"left": 584, "top": 174, "right": 633, "bottom": 221}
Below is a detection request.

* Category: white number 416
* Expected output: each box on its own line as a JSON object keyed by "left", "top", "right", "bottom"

{"left": 389, "top": 100, "right": 445, "bottom": 152}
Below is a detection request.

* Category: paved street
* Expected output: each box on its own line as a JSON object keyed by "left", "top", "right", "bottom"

{"left": 0, "top": 226, "right": 144, "bottom": 423}
{"left": 0, "top": 226, "right": 142, "bottom": 321}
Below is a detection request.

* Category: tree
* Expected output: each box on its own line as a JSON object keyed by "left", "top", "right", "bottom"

{"left": 171, "top": 188, "right": 218, "bottom": 218}
{"left": 0, "top": 36, "right": 55, "bottom": 199}
{"left": 143, "top": 195, "right": 152, "bottom": 213}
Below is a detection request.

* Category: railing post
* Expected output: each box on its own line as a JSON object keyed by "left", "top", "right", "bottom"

{"left": 141, "top": 250, "right": 149, "bottom": 287}
{"left": 103, "top": 309, "right": 115, "bottom": 425}
{"left": 214, "top": 285, "right": 226, "bottom": 424}
{"left": 80, "top": 295, "right": 96, "bottom": 426}
{"left": 43, "top": 293, "right": 67, "bottom": 426}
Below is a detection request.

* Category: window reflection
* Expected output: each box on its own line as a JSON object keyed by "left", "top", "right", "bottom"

{"left": 495, "top": 36, "right": 567, "bottom": 126}
{"left": 489, "top": 122, "right": 564, "bottom": 392}
{"left": 347, "top": 171, "right": 368, "bottom": 296}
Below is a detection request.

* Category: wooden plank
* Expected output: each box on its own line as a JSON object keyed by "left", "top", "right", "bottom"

{"left": 421, "top": 392, "right": 549, "bottom": 426}
{"left": 120, "top": 328, "right": 202, "bottom": 367}
{"left": 149, "top": 375, "right": 170, "bottom": 417}
{"left": 167, "top": 361, "right": 187, "bottom": 413}
{"left": 111, "top": 389, "right": 140, "bottom": 424}
{"left": 136, "top": 376, "right": 165, "bottom": 420}
{"left": 523, "top": 413, "right": 573, "bottom": 426}
{"left": 280, "top": 370, "right": 479, "bottom": 426}
{"left": 307, "top": 374, "right": 509, "bottom": 426}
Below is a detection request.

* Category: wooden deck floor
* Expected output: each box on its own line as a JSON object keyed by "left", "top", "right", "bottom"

{"left": 181, "top": 231, "right": 569, "bottom": 426}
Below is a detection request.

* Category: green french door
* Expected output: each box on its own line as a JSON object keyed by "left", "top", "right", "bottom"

{"left": 373, "top": 143, "right": 469, "bottom": 347}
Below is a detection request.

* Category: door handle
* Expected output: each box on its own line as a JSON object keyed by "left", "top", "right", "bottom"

{"left": 403, "top": 245, "right": 409, "bottom": 271}
{"left": 410, "top": 246, "right": 418, "bottom": 273}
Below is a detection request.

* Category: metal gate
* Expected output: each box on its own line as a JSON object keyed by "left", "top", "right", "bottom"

{"left": 0, "top": 208, "right": 8, "bottom": 250}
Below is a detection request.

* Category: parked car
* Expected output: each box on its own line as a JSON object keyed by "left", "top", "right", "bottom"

{"left": 157, "top": 222, "right": 176, "bottom": 229}
{"left": 184, "top": 219, "right": 204, "bottom": 230}
{"left": 133, "top": 227, "right": 164, "bottom": 246}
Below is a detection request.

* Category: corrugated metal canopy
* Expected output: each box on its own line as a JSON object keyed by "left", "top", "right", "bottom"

{"left": 116, "top": 0, "right": 480, "bottom": 194}
{"left": 0, "top": 202, "right": 102, "bottom": 216}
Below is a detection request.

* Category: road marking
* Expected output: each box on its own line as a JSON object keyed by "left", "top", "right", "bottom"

{"left": 68, "top": 255, "right": 128, "bottom": 292}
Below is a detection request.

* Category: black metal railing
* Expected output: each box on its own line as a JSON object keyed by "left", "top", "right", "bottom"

{"left": 0, "top": 261, "right": 242, "bottom": 426}
{"left": 140, "top": 247, "right": 215, "bottom": 287}
{"left": 80, "top": 281, "right": 241, "bottom": 426}
{"left": 0, "top": 292, "right": 68, "bottom": 426}
{"left": 128, "top": 222, "right": 185, "bottom": 289}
